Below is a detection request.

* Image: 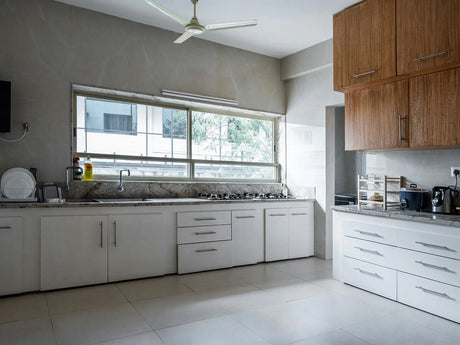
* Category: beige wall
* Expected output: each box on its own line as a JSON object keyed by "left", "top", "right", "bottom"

{"left": 0, "top": 0, "right": 285, "bottom": 182}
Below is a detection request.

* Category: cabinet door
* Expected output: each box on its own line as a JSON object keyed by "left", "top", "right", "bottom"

{"left": 397, "top": 0, "right": 460, "bottom": 75}
{"left": 409, "top": 68, "right": 460, "bottom": 148}
{"left": 265, "top": 209, "right": 289, "bottom": 262}
{"left": 41, "top": 216, "right": 107, "bottom": 290}
{"left": 232, "top": 210, "right": 259, "bottom": 266}
{"left": 334, "top": 0, "right": 396, "bottom": 90}
{"left": 108, "top": 213, "right": 165, "bottom": 282}
{"left": 345, "top": 79, "right": 409, "bottom": 150}
{"left": 288, "top": 207, "right": 314, "bottom": 259}
{"left": 0, "top": 217, "right": 22, "bottom": 295}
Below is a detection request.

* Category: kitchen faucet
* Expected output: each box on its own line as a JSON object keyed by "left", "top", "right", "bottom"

{"left": 118, "top": 169, "right": 131, "bottom": 192}
{"left": 65, "top": 166, "right": 83, "bottom": 192}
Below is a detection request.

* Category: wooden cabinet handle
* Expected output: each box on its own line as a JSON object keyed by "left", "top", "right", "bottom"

{"left": 415, "top": 51, "right": 447, "bottom": 61}
{"left": 399, "top": 115, "right": 408, "bottom": 142}
{"left": 353, "top": 70, "right": 376, "bottom": 78}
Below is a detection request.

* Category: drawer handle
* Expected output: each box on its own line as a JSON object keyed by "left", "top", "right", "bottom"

{"left": 354, "top": 230, "right": 383, "bottom": 238}
{"left": 0, "top": 226, "right": 12, "bottom": 230}
{"left": 415, "top": 51, "right": 447, "bottom": 61}
{"left": 415, "top": 241, "right": 456, "bottom": 253}
{"left": 236, "top": 216, "right": 256, "bottom": 219}
{"left": 415, "top": 261, "right": 455, "bottom": 274}
{"left": 399, "top": 115, "right": 408, "bottom": 142}
{"left": 291, "top": 213, "right": 307, "bottom": 216}
{"left": 354, "top": 246, "right": 383, "bottom": 256}
{"left": 195, "top": 231, "right": 217, "bottom": 235}
{"left": 194, "top": 217, "right": 217, "bottom": 221}
{"left": 99, "top": 221, "right": 103, "bottom": 248}
{"left": 354, "top": 268, "right": 382, "bottom": 279}
{"left": 353, "top": 70, "right": 376, "bottom": 78}
{"left": 415, "top": 286, "right": 455, "bottom": 301}
{"left": 269, "top": 214, "right": 287, "bottom": 217}
{"left": 195, "top": 248, "right": 218, "bottom": 253}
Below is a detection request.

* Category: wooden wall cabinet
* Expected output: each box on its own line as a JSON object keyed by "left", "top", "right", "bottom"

{"left": 345, "top": 80, "right": 409, "bottom": 151}
{"left": 397, "top": 0, "right": 460, "bottom": 76}
{"left": 333, "top": 0, "right": 396, "bottom": 91}
{"left": 409, "top": 68, "right": 460, "bottom": 148}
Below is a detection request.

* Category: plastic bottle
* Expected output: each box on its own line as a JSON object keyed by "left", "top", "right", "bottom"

{"left": 73, "top": 156, "right": 82, "bottom": 180}
{"left": 83, "top": 156, "right": 93, "bottom": 181}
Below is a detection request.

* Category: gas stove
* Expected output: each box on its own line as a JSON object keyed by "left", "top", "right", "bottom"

{"left": 197, "top": 193, "right": 288, "bottom": 200}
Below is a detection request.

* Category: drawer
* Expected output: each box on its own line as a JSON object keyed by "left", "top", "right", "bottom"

{"left": 398, "top": 248, "right": 460, "bottom": 287}
{"left": 398, "top": 272, "right": 460, "bottom": 323}
{"left": 343, "top": 219, "right": 397, "bottom": 246}
{"left": 343, "top": 256, "right": 397, "bottom": 300}
{"left": 398, "top": 229, "right": 460, "bottom": 261}
{"left": 177, "top": 225, "right": 231, "bottom": 245}
{"left": 343, "top": 236, "right": 398, "bottom": 269}
{"left": 177, "top": 211, "right": 231, "bottom": 227}
{"left": 178, "top": 241, "right": 232, "bottom": 274}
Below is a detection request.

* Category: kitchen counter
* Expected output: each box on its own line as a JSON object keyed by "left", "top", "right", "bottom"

{"left": 0, "top": 197, "right": 315, "bottom": 209}
{"left": 333, "top": 205, "right": 460, "bottom": 228}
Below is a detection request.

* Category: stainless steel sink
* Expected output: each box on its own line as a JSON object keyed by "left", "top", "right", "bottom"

{"left": 63, "top": 199, "right": 100, "bottom": 203}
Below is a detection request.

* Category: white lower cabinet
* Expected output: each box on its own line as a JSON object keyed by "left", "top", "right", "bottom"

{"left": 178, "top": 241, "right": 232, "bottom": 274}
{"left": 265, "top": 208, "right": 289, "bottom": 261}
{"left": 41, "top": 215, "right": 108, "bottom": 290}
{"left": 232, "top": 210, "right": 259, "bottom": 266}
{"left": 107, "top": 214, "right": 165, "bottom": 282}
{"left": 0, "top": 217, "right": 23, "bottom": 295}
{"left": 288, "top": 207, "right": 314, "bottom": 259}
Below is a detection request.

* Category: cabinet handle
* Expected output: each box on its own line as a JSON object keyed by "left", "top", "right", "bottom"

{"left": 415, "top": 286, "right": 455, "bottom": 301}
{"left": 291, "top": 213, "right": 307, "bottom": 216}
{"left": 354, "top": 268, "right": 382, "bottom": 279}
{"left": 354, "top": 230, "right": 383, "bottom": 238}
{"left": 236, "top": 216, "right": 256, "bottom": 219}
{"left": 415, "top": 261, "right": 455, "bottom": 274}
{"left": 0, "top": 226, "right": 12, "bottom": 230}
{"left": 354, "top": 246, "right": 383, "bottom": 256}
{"left": 399, "top": 115, "right": 408, "bottom": 142}
{"left": 353, "top": 70, "right": 376, "bottom": 78}
{"left": 269, "top": 214, "right": 287, "bottom": 217}
{"left": 195, "top": 248, "right": 218, "bottom": 253}
{"left": 415, "top": 51, "right": 447, "bottom": 61}
{"left": 113, "top": 221, "right": 117, "bottom": 247}
{"left": 415, "top": 241, "right": 456, "bottom": 252}
{"left": 194, "top": 217, "right": 216, "bottom": 221}
{"left": 100, "top": 221, "right": 103, "bottom": 248}
{"left": 195, "top": 231, "right": 217, "bottom": 235}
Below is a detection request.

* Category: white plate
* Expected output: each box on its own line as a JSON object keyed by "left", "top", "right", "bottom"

{"left": 1, "top": 168, "right": 36, "bottom": 199}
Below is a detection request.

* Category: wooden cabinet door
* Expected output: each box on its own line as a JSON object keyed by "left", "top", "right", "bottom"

{"left": 108, "top": 213, "right": 165, "bottom": 282}
{"left": 334, "top": 0, "right": 396, "bottom": 90}
{"left": 397, "top": 0, "right": 460, "bottom": 75}
{"left": 288, "top": 206, "right": 314, "bottom": 259}
{"left": 264, "top": 209, "right": 289, "bottom": 262}
{"left": 232, "top": 210, "right": 259, "bottom": 266}
{"left": 345, "top": 80, "right": 409, "bottom": 151}
{"left": 0, "top": 217, "right": 22, "bottom": 295}
{"left": 41, "top": 215, "right": 108, "bottom": 290}
{"left": 409, "top": 68, "right": 460, "bottom": 148}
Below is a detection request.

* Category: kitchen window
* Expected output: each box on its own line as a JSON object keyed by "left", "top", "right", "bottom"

{"left": 73, "top": 92, "right": 279, "bottom": 181}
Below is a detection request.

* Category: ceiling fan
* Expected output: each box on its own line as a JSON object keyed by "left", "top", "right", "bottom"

{"left": 144, "top": 0, "right": 257, "bottom": 44}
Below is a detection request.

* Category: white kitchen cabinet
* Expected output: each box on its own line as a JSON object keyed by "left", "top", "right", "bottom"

{"left": 288, "top": 207, "right": 314, "bottom": 259}
{"left": 232, "top": 209, "right": 259, "bottom": 266}
{"left": 178, "top": 241, "right": 232, "bottom": 274}
{"left": 107, "top": 213, "right": 165, "bottom": 282}
{"left": 41, "top": 215, "right": 108, "bottom": 290}
{"left": 0, "top": 217, "right": 22, "bottom": 295}
{"left": 265, "top": 208, "right": 289, "bottom": 261}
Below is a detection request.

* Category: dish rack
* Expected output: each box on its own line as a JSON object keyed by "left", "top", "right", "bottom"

{"left": 357, "top": 175, "right": 403, "bottom": 210}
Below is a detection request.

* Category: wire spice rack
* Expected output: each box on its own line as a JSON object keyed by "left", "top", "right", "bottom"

{"left": 357, "top": 175, "right": 403, "bottom": 210}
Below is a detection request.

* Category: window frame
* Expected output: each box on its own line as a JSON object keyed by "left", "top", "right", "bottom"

{"left": 72, "top": 90, "right": 280, "bottom": 183}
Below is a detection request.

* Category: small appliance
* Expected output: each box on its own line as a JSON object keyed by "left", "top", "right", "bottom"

{"left": 399, "top": 184, "right": 428, "bottom": 211}
{"left": 431, "top": 186, "right": 458, "bottom": 214}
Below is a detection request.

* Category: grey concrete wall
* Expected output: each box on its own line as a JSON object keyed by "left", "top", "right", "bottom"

{"left": 0, "top": 0, "right": 285, "bottom": 182}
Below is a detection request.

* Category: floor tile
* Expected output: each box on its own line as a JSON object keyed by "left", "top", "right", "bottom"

{"left": 270, "top": 258, "right": 333, "bottom": 281}
{"left": 178, "top": 269, "right": 247, "bottom": 291}
{"left": 92, "top": 331, "right": 165, "bottom": 345}
{"left": 52, "top": 303, "right": 151, "bottom": 345}
{"left": 116, "top": 275, "right": 192, "bottom": 302}
{"left": 291, "top": 329, "right": 370, "bottom": 345}
{"left": 157, "top": 315, "right": 270, "bottom": 345}
{"left": 0, "top": 293, "right": 49, "bottom": 324}
{"left": 0, "top": 317, "right": 56, "bottom": 345}
{"left": 46, "top": 284, "right": 127, "bottom": 315}
{"left": 258, "top": 278, "right": 326, "bottom": 302}
{"left": 132, "top": 292, "right": 230, "bottom": 330}
{"left": 231, "top": 264, "right": 297, "bottom": 285}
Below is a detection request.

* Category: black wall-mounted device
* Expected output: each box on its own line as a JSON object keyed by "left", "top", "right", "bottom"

{"left": 0, "top": 81, "right": 11, "bottom": 133}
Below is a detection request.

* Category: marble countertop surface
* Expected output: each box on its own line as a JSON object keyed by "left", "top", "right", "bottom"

{"left": 332, "top": 205, "right": 460, "bottom": 228}
{"left": 0, "top": 197, "right": 315, "bottom": 209}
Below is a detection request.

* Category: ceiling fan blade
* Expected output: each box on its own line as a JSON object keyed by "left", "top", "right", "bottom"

{"left": 174, "top": 31, "right": 195, "bottom": 44}
{"left": 144, "top": 0, "right": 188, "bottom": 25}
{"left": 205, "top": 20, "right": 257, "bottom": 31}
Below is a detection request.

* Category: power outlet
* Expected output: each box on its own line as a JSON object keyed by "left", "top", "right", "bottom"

{"left": 451, "top": 167, "right": 460, "bottom": 177}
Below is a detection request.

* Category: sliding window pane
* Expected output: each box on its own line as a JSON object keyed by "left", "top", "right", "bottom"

{"left": 194, "top": 163, "right": 276, "bottom": 180}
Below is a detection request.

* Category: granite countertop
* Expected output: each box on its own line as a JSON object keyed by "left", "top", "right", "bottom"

{"left": 333, "top": 205, "right": 460, "bottom": 228}
{"left": 0, "top": 197, "right": 315, "bottom": 209}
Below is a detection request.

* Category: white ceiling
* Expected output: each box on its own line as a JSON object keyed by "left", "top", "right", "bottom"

{"left": 54, "top": 0, "right": 358, "bottom": 58}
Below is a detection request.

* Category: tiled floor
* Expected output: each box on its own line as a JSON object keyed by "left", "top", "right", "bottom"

{"left": 1, "top": 258, "right": 459, "bottom": 345}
